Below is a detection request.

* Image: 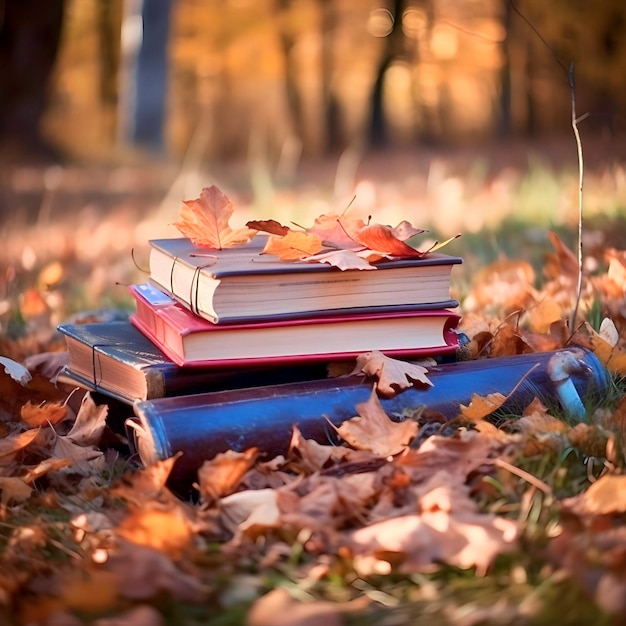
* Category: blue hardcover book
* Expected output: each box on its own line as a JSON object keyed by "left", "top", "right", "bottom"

{"left": 128, "top": 348, "right": 609, "bottom": 490}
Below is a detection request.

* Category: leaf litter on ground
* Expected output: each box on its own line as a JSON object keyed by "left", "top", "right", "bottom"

{"left": 3, "top": 186, "right": 626, "bottom": 624}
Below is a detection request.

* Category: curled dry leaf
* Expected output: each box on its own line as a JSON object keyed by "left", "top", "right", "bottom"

{"left": 354, "top": 223, "right": 426, "bottom": 257}
{"left": 350, "top": 350, "right": 432, "bottom": 396}
{"left": 195, "top": 448, "right": 259, "bottom": 501}
{"left": 246, "top": 218, "right": 290, "bottom": 236}
{"left": 172, "top": 185, "right": 257, "bottom": 249}
{"left": 303, "top": 249, "right": 377, "bottom": 270}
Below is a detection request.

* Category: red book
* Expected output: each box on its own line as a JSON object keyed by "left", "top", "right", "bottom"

{"left": 129, "top": 283, "right": 461, "bottom": 368}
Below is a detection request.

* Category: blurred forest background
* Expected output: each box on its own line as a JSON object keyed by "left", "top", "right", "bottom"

{"left": 2, "top": 0, "right": 624, "bottom": 160}
{"left": 1, "top": 0, "right": 626, "bottom": 340}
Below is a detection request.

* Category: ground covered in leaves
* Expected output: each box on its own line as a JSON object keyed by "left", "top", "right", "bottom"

{"left": 2, "top": 140, "right": 626, "bottom": 625}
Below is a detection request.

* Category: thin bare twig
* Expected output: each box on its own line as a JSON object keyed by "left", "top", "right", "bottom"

{"left": 568, "top": 63, "right": 584, "bottom": 335}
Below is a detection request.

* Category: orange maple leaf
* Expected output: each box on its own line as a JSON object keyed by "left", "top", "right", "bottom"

{"left": 305, "top": 213, "right": 367, "bottom": 249}
{"left": 173, "top": 185, "right": 257, "bottom": 249}
{"left": 354, "top": 223, "right": 423, "bottom": 257}
{"left": 21, "top": 401, "right": 67, "bottom": 427}
{"left": 262, "top": 230, "right": 323, "bottom": 260}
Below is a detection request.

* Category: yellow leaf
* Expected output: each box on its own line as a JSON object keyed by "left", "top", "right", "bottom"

{"left": 459, "top": 392, "right": 508, "bottom": 421}
{"left": 590, "top": 330, "right": 626, "bottom": 376}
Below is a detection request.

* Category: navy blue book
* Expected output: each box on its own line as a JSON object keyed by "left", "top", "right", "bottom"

{"left": 128, "top": 348, "right": 609, "bottom": 490}
{"left": 57, "top": 321, "right": 329, "bottom": 405}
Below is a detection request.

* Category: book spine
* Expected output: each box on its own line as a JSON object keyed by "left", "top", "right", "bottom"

{"left": 128, "top": 348, "right": 609, "bottom": 493}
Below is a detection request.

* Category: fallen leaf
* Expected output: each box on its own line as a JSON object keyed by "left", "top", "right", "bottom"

{"left": 261, "top": 230, "right": 323, "bottom": 260}
{"left": 0, "top": 356, "right": 32, "bottom": 385}
{"left": 52, "top": 434, "right": 104, "bottom": 475}
{"left": 589, "top": 328, "right": 626, "bottom": 376}
{"left": 20, "top": 401, "right": 67, "bottom": 427}
{"left": 116, "top": 508, "right": 194, "bottom": 558}
{"left": 21, "top": 457, "right": 72, "bottom": 483}
{"left": 305, "top": 213, "right": 366, "bottom": 249}
{"left": 354, "top": 223, "right": 425, "bottom": 257}
{"left": 459, "top": 392, "right": 508, "bottom": 422}
{"left": 246, "top": 218, "right": 290, "bottom": 236}
{"left": 218, "top": 489, "right": 299, "bottom": 536}
{"left": 0, "top": 476, "right": 33, "bottom": 505}
{"left": 111, "top": 453, "right": 182, "bottom": 505}
{"left": 0, "top": 428, "right": 42, "bottom": 464}
{"left": 100, "top": 539, "right": 206, "bottom": 602}
{"left": 574, "top": 474, "right": 626, "bottom": 515}
{"left": 91, "top": 604, "right": 164, "bottom": 626}
{"left": 303, "top": 249, "right": 377, "bottom": 270}
{"left": 349, "top": 350, "right": 432, "bottom": 396}
{"left": 64, "top": 393, "right": 108, "bottom": 445}
{"left": 288, "top": 425, "right": 334, "bottom": 473}
{"left": 336, "top": 386, "right": 418, "bottom": 456}
{"left": 195, "top": 448, "right": 259, "bottom": 501}
{"left": 172, "top": 185, "right": 257, "bottom": 249}
{"left": 247, "top": 587, "right": 367, "bottom": 626}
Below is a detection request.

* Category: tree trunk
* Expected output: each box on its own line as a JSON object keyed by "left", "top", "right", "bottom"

{"left": 0, "top": 0, "right": 65, "bottom": 161}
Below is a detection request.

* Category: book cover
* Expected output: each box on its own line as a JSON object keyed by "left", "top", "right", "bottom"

{"left": 128, "top": 348, "right": 610, "bottom": 490}
{"left": 57, "top": 320, "right": 330, "bottom": 404}
{"left": 129, "top": 283, "right": 461, "bottom": 368}
{"left": 148, "top": 236, "right": 462, "bottom": 323}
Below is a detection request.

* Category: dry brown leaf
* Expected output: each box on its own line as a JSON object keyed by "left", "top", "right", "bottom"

{"left": 21, "top": 457, "right": 72, "bottom": 483}
{"left": 246, "top": 218, "right": 290, "bottom": 236}
{"left": 303, "top": 249, "right": 377, "bottom": 270}
{"left": 172, "top": 185, "right": 257, "bottom": 249}
{"left": 20, "top": 400, "right": 67, "bottom": 427}
{"left": 580, "top": 474, "right": 626, "bottom": 515}
{"left": 0, "top": 428, "right": 42, "bottom": 464}
{"left": 288, "top": 425, "right": 334, "bottom": 473}
{"left": 544, "top": 231, "right": 580, "bottom": 279}
{"left": 248, "top": 587, "right": 367, "bottom": 626}
{"left": 0, "top": 476, "right": 33, "bottom": 505}
{"left": 111, "top": 453, "right": 182, "bottom": 505}
{"left": 64, "top": 393, "right": 108, "bottom": 445}
{"left": 195, "top": 448, "right": 259, "bottom": 501}
{"left": 101, "top": 539, "right": 206, "bottom": 602}
{"left": 219, "top": 488, "right": 299, "bottom": 536}
{"left": 350, "top": 506, "right": 518, "bottom": 576}
{"left": 262, "top": 230, "right": 323, "bottom": 260}
{"left": 336, "top": 387, "right": 418, "bottom": 456}
{"left": 52, "top": 434, "right": 104, "bottom": 475}
{"left": 350, "top": 350, "right": 432, "bottom": 396}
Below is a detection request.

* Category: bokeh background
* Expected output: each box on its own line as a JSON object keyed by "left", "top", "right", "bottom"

{"left": 1, "top": 0, "right": 626, "bottom": 344}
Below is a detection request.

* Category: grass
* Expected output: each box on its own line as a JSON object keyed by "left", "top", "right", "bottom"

{"left": 1, "top": 140, "right": 626, "bottom": 624}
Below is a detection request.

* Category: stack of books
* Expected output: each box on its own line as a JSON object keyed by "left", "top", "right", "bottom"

{"left": 58, "top": 234, "right": 462, "bottom": 406}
